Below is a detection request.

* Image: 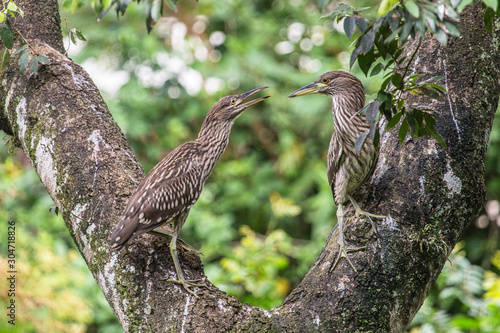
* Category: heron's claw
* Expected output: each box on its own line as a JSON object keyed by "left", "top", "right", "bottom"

{"left": 331, "top": 243, "right": 366, "bottom": 273}
{"left": 166, "top": 277, "right": 210, "bottom": 298}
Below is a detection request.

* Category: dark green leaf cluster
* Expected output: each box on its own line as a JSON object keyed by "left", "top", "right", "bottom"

{"left": 385, "top": 74, "right": 448, "bottom": 146}
{"left": 321, "top": 1, "right": 471, "bottom": 148}
{"left": 0, "top": 3, "right": 49, "bottom": 74}
{"left": 0, "top": 0, "right": 23, "bottom": 22}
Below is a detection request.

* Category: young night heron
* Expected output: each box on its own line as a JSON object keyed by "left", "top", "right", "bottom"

{"left": 110, "top": 87, "right": 270, "bottom": 296}
{"left": 288, "top": 70, "right": 384, "bottom": 272}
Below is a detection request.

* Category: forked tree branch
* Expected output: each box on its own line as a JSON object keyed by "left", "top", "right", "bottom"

{"left": 1, "top": 1, "right": 499, "bottom": 332}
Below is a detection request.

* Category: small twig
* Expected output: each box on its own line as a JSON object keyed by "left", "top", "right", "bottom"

{"left": 12, "top": 26, "right": 35, "bottom": 53}
{"left": 401, "top": 36, "right": 422, "bottom": 86}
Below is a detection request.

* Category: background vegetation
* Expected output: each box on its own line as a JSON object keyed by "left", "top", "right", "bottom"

{"left": 0, "top": 0, "right": 499, "bottom": 331}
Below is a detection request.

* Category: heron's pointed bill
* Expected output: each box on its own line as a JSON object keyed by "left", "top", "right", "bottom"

{"left": 231, "top": 86, "right": 270, "bottom": 118}
{"left": 288, "top": 82, "right": 327, "bottom": 98}
{"left": 238, "top": 86, "right": 270, "bottom": 108}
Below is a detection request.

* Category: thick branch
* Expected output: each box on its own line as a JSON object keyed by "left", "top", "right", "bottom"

{"left": 1, "top": 1, "right": 499, "bottom": 332}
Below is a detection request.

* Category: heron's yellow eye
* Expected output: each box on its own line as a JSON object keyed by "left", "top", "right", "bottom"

{"left": 230, "top": 98, "right": 237, "bottom": 105}
{"left": 322, "top": 77, "right": 330, "bottom": 84}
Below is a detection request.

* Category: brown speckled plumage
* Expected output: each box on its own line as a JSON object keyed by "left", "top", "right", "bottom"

{"left": 110, "top": 87, "right": 269, "bottom": 295}
{"left": 289, "top": 71, "right": 383, "bottom": 272}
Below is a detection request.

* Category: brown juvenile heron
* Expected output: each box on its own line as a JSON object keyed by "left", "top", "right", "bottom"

{"left": 288, "top": 70, "right": 384, "bottom": 272}
{"left": 110, "top": 87, "right": 270, "bottom": 296}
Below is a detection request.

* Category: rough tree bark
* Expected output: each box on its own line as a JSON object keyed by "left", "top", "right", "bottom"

{"left": 1, "top": 1, "right": 499, "bottom": 332}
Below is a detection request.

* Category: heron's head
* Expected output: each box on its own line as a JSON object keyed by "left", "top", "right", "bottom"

{"left": 205, "top": 87, "right": 270, "bottom": 124}
{"left": 288, "top": 70, "right": 364, "bottom": 100}
{"left": 199, "top": 87, "right": 269, "bottom": 139}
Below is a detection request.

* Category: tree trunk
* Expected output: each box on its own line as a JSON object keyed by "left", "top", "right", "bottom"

{"left": 1, "top": 1, "right": 499, "bottom": 332}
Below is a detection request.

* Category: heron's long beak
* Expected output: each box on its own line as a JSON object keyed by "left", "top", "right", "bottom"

{"left": 237, "top": 86, "right": 271, "bottom": 108}
{"left": 288, "top": 82, "right": 327, "bottom": 98}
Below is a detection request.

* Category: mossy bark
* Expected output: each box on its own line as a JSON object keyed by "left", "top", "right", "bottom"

{"left": 1, "top": 1, "right": 499, "bottom": 332}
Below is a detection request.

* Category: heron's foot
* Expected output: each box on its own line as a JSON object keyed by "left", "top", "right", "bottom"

{"left": 166, "top": 277, "right": 210, "bottom": 298}
{"left": 175, "top": 238, "right": 203, "bottom": 256}
{"left": 354, "top": 210, "right": 385, "bottom": 237}
{"left": 330, "top": 241, "right": 366, "bottom": 273}
{"left": 166, "top": 235, "right": 213, "bottom": 297}
{"left": 347, "top": 195, "right": 385, "bottom": 236}
{"left": 149, "top": 231, "right": 203, "bottom": 256}
{"left": 354, "top": 208, "right": 386, "bottom": 220}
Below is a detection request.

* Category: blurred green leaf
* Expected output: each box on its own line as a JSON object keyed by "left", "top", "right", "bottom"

{"left": 420, "top": 85, "right": 442, "bottom": 100}
{"left": 350, "top": 46, "right": 361, "bottom": 69}
{"left": 450, "top": 0, "right": 461, "bottom": 8}
{"left": 398, "top": 118, "right": 409, "bottom": 142}
{"left": 166, "top": 0, "right": 178, "bottom": 12}
{"left": 484, "top": 0, "right": 498, "bottom": 12}
{"left": 435, "top": 28, "right": 448, "bottom": 46}
{"left": 357, "top": 48, "right": 375, "bottom": 76}
{"left": 71, "top": 0, "right": 79, "bottom": 13}
{"left": 445, "top": 21, "right": 460, "bottom": 37}
{"left": 406, "top": 109, "right": 418, "bottom": 135}
{"left": 370, "top": 63, "right": 383, "bottom": 76}
{"left": 430, "top": 128, "right": 447, "bottom": 148}
{"left": 378, "top": 0, "right": 398, "bottom": 16}
{"left": 386, "top": 110, "right": 402, "bottom": 130}
{"left": 355, "top": 130, "right": 369, "bottom": 154}
{"left": 75, "top": 28, "right": 87, "bottom": 41}
{"left": 18, "top": 50, "right": 28, "bottom": 72}
{"left": 355, "top": 17, "right": 368, "bottom": 33}
{"left": 35, "top": 55, "right": 50, "bottom": 65}
{"left": 0, "top": 48, "right": 10, "bottom": 72}
{"left": 344, "top": 16, "right": 355, "bottom": 39}
{"left": 484, "top": 7, "right": 495, "bottom": 33}
{"left": 391, "top": 72, "right": 403, "bottom": 88}
{"left": 13, "top": 44, "right": 27, "bottom": 55}
{"left": 361, "top": 31, "right": 375, "bottom": 53}
{"left": 0, "top": 22, "right": 14, "bottom": 49}
{"left": 404, "top": 1, "right": 420, "bottom": 18}
{"left": 49, "top": 205, "right": 60, "bottom": 217}
{"left": 366, "top": 100, "right": 379, "bottom": 123}
{"left": 29, "top": 58, "right": 38, "bottom": 73}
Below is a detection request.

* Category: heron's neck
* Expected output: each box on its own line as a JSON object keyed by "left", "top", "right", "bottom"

{"left": 331, "top": 95, "right": 368, "bottom": 144}
{"left": 196, "top": 121, "right": 234, "bottom": 170}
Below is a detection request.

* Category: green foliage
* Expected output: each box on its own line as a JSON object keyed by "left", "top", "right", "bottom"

{"left": 212, "top": 226, "right": 293, "bottom": 309}
{"left": 0, "top": 1, "right": 49, "bottom": 74}
{"left": 318, "top": 0, "right": 498, "bottom": 150}
{"left": 321, "top": 1, "right": 473, "bottom": 148}
{"left": 0, "top": 0, "right": 23, "bottom": 22}
{"left": 408, "top": 244, "right": 500, "bottom": 332}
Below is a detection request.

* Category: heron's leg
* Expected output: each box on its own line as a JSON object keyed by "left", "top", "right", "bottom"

{"left": 165, "top": 235, "right": 209, "bottom": 297}
{"left": 148, "top": 230, "right": 203, "bottom": 256}
{"left": 347, "top": 194, "right": 385, "bottom": 235}
{"left": 330, "top": 204, "right": 366, "bottom": 273}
